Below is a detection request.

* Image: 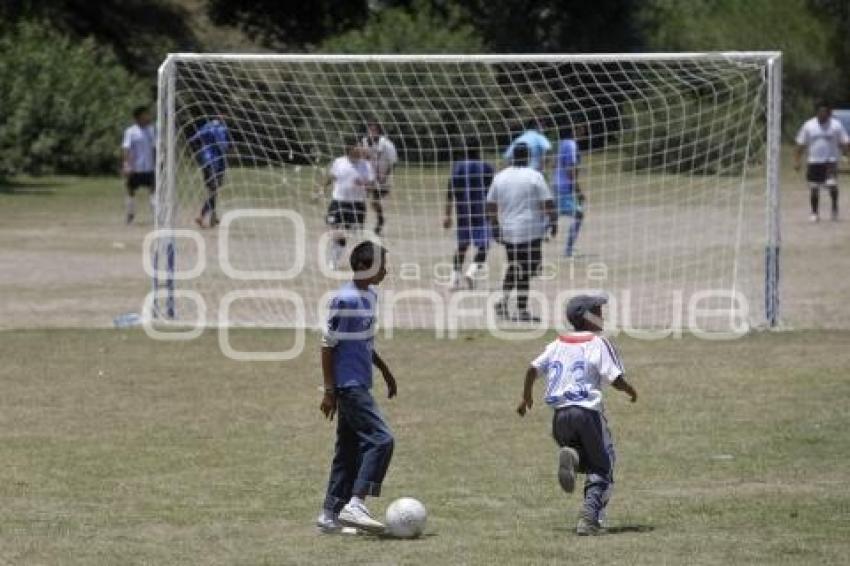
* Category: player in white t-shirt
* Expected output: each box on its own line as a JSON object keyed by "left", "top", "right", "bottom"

{"left": 320, "top": 141, "right": 374, "bottom": 269}
{"left": 794, "top": 103, "right": 850, "bottom": 222}
{"left": 517, "top": 295, "right": 638, "bottom": 536}
{"left": 121, "top": 105, "right": 156, "bottom": 224}
{"left": 486, "top": 143, "right": 557, "bottom": 322}
{"left": 361, "top": 122, "right": 398, "bottom": 235}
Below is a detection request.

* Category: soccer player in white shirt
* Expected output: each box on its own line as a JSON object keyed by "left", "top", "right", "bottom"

{"left": 794, "top": 103, "right": 850, "bottom": 222}
{"left": 517, "top": 295, "right": 637, "bottom": 536}
{"left": 361, "top": 122, "right": 398, "bottom": 235}
{"left": 321, "top": 141, "right": 374, "bottom": 269}
{"left": 486, "top": 143, "right": 557, "bottom": 322}
{"left": 121, "top": 105, "right": 156, "bottom": 224}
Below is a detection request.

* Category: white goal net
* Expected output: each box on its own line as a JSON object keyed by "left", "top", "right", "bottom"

{"left": 152, "top": 53, "right": 781, "bottom": 333}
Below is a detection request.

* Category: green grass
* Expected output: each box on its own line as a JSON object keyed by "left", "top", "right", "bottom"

{"left": 1, "top": 329, "right": 848, "bottom": 565}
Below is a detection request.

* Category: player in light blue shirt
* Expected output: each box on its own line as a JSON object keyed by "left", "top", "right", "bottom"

{"left": 317, "top": 241, "right": 398, "bottom": 534}
{"left": 554, "top": 125, "right": 586, "bottom": 257}
{"left": 504, "top": 119, "right": 552, "bottom": 171}
{"left": 189, "top": 117, "right": 229, "bottom": 228}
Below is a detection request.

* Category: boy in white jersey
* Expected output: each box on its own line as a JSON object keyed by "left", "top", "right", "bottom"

{"left": 517, "top": 295, "right": 637, "bottom": 536}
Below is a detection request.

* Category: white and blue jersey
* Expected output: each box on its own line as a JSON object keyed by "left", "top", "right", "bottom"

{"left": 504, "top": 130, "right": 552, "bottom": 171}
{"left": 322, "top": 281, "right": 378, "bottom": 389}
{"left": 449, "top": 160, "right": 494, "bottom": 247}
{"left": 531, "top": 332, "right": 623, "bottom": 413}
{"left": 553, "top": 139, "right": 580, "bottom": 215}
{"left": 189, "top": 119, "right": 229, "bottom": 173}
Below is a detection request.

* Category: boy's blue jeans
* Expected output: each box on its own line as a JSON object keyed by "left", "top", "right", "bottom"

{"left": 323, "top": 386, "right": 394, "bottom": 513}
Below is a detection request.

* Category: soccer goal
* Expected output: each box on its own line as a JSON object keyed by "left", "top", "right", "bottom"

{"left": 152, "top": 52, "right": 781, "bottom": 333}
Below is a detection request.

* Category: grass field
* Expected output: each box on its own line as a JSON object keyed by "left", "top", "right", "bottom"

{"left": 1, "top": 329, "right": 849, "bottom": 565}
{"left": 1, "top": 147, "right": 850, "bottom": 564}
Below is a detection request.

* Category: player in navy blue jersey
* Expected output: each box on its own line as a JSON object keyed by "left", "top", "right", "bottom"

{"left": 189, "top": 117, "right": 229, "bottom": 228}
{"left": 443, "top": 137, "right": 495, "bottom": 290}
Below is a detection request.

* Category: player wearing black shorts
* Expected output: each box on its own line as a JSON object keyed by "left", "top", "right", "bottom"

{"left": 486, "top": 143, "right": 557, "bottom": 322}
{"left": 361, "top": 122, "right": 398, "bottom": 235}
{"left": 794, "top": 103, "right": 850, "bottom": 222}
{"left": 121, "top": 106, "right": 156, "bottom": 224}
{"left": 322, "top": 143, "right": 374, "bottom": 270}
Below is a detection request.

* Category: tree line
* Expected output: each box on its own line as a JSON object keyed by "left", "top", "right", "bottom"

{"left": 0, "top": 0, "right": 846, "bottom": 178}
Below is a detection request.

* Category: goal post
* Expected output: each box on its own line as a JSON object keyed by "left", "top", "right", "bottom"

{"left": 152, "top": 52, "right": 782, "bottom": 333}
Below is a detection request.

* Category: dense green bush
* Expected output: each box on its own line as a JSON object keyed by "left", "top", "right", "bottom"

{"left": 0, "top": 21, "right": 150, "bottom": 177}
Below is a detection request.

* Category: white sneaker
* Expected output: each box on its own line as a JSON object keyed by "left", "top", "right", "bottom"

{"left": 316, "top": 512, "right": 358, "bottom": 535}
{"left": 810, "top": 213, "right": 820, "bottom": 223}
{"left": 338, "top": 500, "right": 385, "bottom": 533}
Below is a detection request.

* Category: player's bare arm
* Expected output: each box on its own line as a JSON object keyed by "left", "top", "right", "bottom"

{"left": 320, "top": 346, "right": 337, "bottom": 419}
{"left": 121, "top": 148, "right": 131, "bottom": 177}
{"left": 612, "top": 375, "right": 638, "bottom": 403}
{"left": 372, "top": 350, "right": 397, "bottom": 398}
{"left": 517, "top": 366, "right": 537, "bottom": 416}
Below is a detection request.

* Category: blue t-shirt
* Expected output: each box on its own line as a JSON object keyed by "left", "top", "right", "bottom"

{"left": 322, "top": 281, "right": 377, "bottom": 389}
{"left": 553, "top": 139, "right": 580, "bottom": 196}
{"left": 449, "top": 160, "right": 494, "bottom": 226}
{"left": 504, "top": 130, "right": 552, "bottom": 171}
{"left": 189, "top": 119, "right": 229, "bottom": 170}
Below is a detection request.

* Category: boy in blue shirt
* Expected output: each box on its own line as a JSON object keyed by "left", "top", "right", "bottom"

{"left": 317, "top": 241, "right": 398, "bottom": 534}
{"left": 554, "top": 125, "right": 586, "bottom": 257}
{"left": 189, "top": 117, "right": 229, "bottom": 228}
{"left": 443, "top": 137, "right": 495, "bottom": 290}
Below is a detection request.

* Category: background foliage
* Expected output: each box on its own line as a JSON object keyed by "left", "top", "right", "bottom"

{"left": 0, "top": 0, "right": 847, "bottom": 178}
{"left": 0, "top": 21, "right": 148, "bottom": 178}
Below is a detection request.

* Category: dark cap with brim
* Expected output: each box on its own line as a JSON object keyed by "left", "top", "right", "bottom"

{"left": 566, "top": 294, "right": 608, "bottom": 326}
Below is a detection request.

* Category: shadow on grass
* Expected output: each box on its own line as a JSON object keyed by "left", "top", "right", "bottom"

{"left": 551, "top": 523, "right": 655, "bottom": 536}
{"left": 605, "top": 524, "right": 655, "bottom": 535}
{"left": 357, "top": 532, "right": 439, "bottom": 542}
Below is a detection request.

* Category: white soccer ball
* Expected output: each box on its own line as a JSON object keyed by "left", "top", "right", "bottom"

{"left": 385, "top": 497, "right": 427, "bottom": 539}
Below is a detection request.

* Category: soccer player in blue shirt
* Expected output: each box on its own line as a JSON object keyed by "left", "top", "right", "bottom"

{"left": 504, "top": 118, "right": 552, "bottom": 172}
{"left": 189, "top": 117, "right": 229, "bottom": 228}
{"left": 443, "top": 137, "right": 495, "bottom": 290}
{"left": 317, "top": 241, "right": 398, "bottom": 534}
{"left": 554, "top": 125, "right": 586, "bottom": 257}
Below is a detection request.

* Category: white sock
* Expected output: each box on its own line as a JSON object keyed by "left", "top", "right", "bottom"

{"left": 350, "top": 496, "right": 365, "bottom": 508}
{"left": 450, "top": 270, "right": 461, "bottom": 287}
{"left": 464, "top": 262, "right": 482, "bottom": 279}
{"left": 125, "top": 196, "right": 135, "bottom": 216}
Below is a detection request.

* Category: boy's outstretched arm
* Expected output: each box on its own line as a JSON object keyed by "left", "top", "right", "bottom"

{"left": 320, "top": 346, "right": 337, "bottom": 419}
{"left": 372, "top": 350, "right": 397, "bottom": 399}
{"left": 517, "top": 366, "right": 537, "bottom": 416}
{"left": 612, "top": 375, "right": 638, "bottom": 403}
